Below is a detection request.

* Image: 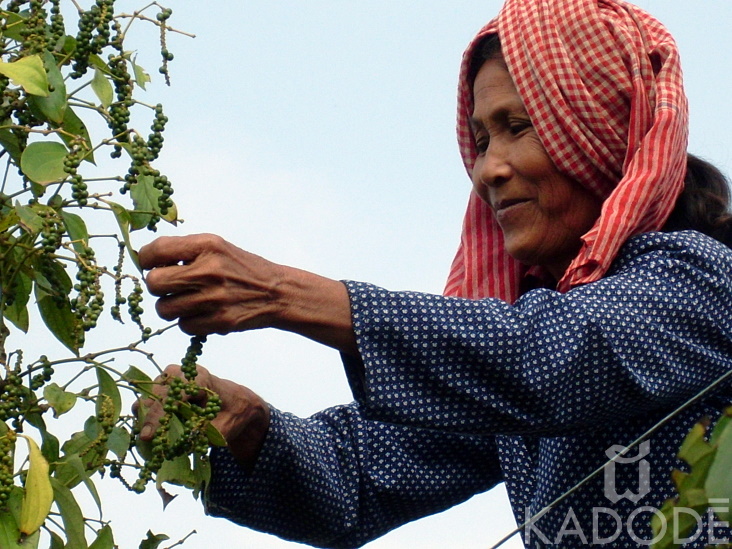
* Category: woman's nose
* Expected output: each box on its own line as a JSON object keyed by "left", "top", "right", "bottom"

{"left": 473, "top": 143, "right": 512, "bottom": 197}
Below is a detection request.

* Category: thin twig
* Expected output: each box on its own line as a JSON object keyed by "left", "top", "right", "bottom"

{"left": 164, "top": 530, "right": 197, "bottom": 549}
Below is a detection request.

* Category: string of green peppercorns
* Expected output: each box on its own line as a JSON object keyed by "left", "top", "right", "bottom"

{"left": 49, "top": 0, "right": 65, "bottom": 46}
{"left": 70, "top": 246, "right": 105, "bottom": 339}
{"left": 71, "top": 0, "right": 115, "bottom": 78}
{"left": 20, "top": 0, "right": 48, "bottom": 55}
{"left": 38, "top": 208, "right": 64, "bottom": 254}
{"left": 0, "top": 429, "right": 16, "bottom": 506}
{"left": 157, "top": 7, "right": 173, "bottom": 85}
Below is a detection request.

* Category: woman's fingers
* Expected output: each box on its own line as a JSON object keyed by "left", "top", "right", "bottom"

{"left": 139, "top": 233, "right": 285, "bottom": 335}
{"left": 138, "top": 234, "right": 223, "bottom": 270}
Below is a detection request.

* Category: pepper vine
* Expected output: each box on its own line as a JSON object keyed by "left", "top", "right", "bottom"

{"left": 0, "top": 2, "right": 221, "bottom": 547}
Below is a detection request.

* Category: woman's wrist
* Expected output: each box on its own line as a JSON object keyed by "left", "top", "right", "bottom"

{"left": 272, "top": 266, "right": 358, "bottom": 356}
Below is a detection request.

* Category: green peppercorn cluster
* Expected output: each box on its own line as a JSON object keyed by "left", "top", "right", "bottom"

{"left": 106, "top": 42, "right": 133, "bottom": 156}
{"left": 71, "top": 246, "right": 104, "bottom": 335}
{"left": 49, "top": 0, "right": 65, "bottom": 46}
{"left": 38, "top": 208, "right": 64, "bottom": 253}
{"left": 181, "top": 335, "right": 205, "bottom": 381}
{"left": 71, "top": 0, "right": 115, "bottom": 78}
{"left": 125, "top": 280, "right": 151, "bottom": 340}
{"left": 147, "top": 104, "right": 167, "bottom": 161}
{"left": 20, "top": 0, "right": 48, "bottom": 55}
{"left": 156, "top": 8, "right": 174, "bottom": 84}
{"left": 110, "top": 243, "right": 125, "bottom": 322}
{"left": 62, "top": 141, "right": 90, "bottom": 206}
{"left": 0, "top": 373, "right": 23, "bottom": 425}
{"left": 126, "top": 336, "right": 222, "bottom": 494}
{"left": 119, "top": 119, "right": 173, "bottom": 229}
{"left": 29, "top": 355, "right": 54, "bottom": 391}
{"left": 0, "top": 430, "right": 16, "bottom": 506}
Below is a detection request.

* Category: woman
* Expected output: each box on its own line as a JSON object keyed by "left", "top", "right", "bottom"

{"left": 138, "top": 0, "right": 732, "bottom": 546}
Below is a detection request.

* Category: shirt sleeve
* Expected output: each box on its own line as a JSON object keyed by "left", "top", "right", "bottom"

{"left": 204, "top": 402, "right": 501, "bottom": 549}
{"left": 342, "top": 232, "right": 732, "bottom": 436}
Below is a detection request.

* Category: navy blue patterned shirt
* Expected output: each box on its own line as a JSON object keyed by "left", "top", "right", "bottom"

{"left": 206, "top": 231, "right": 732, "bottom": 548}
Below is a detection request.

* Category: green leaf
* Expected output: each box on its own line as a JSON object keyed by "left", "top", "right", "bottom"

{"left": 4, "top": 300, "right": 28, "bottom": 332}
{"left": 27, "top": 52, "right": 66, "bottom": 124}
{"left": 0, "top": 55, "right": 48, "bottom": 97}
{"left": 0, "top": 511, "right": 40, "bottom": 549}
{"left": 0, "top": 11, "right": 27, "bottom": 42}
{"left": 678, "top": 420, "right": 713, "bottom": 466}
{"left": 177, "top": 401, "right": 226, "bottom": 447}
{"left": 706, "top": 416, "right": 732, "bottom": 521}
{"left": 51, "top": 478, "right": 88, "bottom": 549}
{"left": 139, "top": 531, "right": 169, "bottom": 549}
{"left": 122, "top": 366, "right": 155, "bottom": 398}
{"left": 91, "top": 68, "right": 113, "bottom": 108}
{"left": 89, "top": 525, "right": 114, "bottom": 549}
{"left": 19, "top": 436, "right": 54, "bottom": 536}
{"left": 20, "top": 142, "right": 68, "bottom": 185}
{"left": 100, "top": 199, "right": 140, "bottom": 272}
{"left": 40, "top": 430, "right": 60, "bottom": 466}
{"left": 58, "top": 454, "right": 102, "bottom": 516}
{"left": 35, "top": 293, "right": 79, "bottom": 355}
{"left": 106, "top": 427, "right": 130, "bottom": 460}
{"left": 43, "top": 383, "right": 77, "bottom": 418}
{"left": 60, "top": 210, "right": 89, "bottom": 253}
{"left": 49, "top": 532, "right": 65, "bottom": 549}
{"left": 192, "top": 452, "right": 212, "bottom": 499}
{"left": 0, "top": 207, "right": 18, "bottom": 233}
{"left": 129, "top": 175, "right": 159, "bottom": 230}
{"left": 95, "top": 367, "right": 122, "bottom": 419}
{"left": 61, "top": 430, "right": 94, "bottom": 457}
{"left": 58, "top": 107, "right": 95, "bottom": 164}
{"left": 132, "top": 57, "right": 150, "bottom": 90}
{"left": 0, "top": 128, "right": 21, "bottom": 163}
{"left": 83, "top": 415, "right": 101, "bottom": 441}
{"left": 5, "top": 270, "right": 32, "bottom": 332}
{"left": 710, "top": 406, "right": 732, "bottom": 445}
{"left": 0, "top": 491, "right": 22, "bottom": 549}
{"left": 33, "top": 256, "right": 72, "bottom": 299}
{"left": 89, "top": 54, "right": 112, "bottom": 75}
{"left": 156, "top": 454, "right": 196, "bottom": 497}
{"left": 14, "top": 203, "right": 44, "bottom": 235}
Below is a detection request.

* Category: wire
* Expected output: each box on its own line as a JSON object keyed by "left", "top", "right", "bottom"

{"left": 488, "top": 364, "right": 732, "bottom": 549}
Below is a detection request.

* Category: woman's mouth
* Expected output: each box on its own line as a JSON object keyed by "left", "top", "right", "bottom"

{"left": 494, "top": 198, "right": 530, "bottom": 212}
{"left": 494, "top": 198, "right": 532, "bottom": 224}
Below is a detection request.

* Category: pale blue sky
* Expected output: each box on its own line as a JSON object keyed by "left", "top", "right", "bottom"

{"left": 39, "top": 2, "right": 732, "bottom": 548}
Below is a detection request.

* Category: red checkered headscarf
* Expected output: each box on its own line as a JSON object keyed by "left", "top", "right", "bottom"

{"left": 443, "top": 0, "right": 688, "bottom": 302}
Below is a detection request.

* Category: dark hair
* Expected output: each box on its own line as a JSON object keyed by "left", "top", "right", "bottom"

{"left": 468, "top": 34, "right": 503, "bottom": 85}
{"left": 468, "top": 35, "right": 732, "bottom": 248}
{"left": 663, "top": 154, "right": 732, "bottom": 247}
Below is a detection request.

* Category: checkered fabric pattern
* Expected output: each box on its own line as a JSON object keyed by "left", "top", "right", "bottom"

{"left": 444, "top": 0, "right": 689, "bottom": 302}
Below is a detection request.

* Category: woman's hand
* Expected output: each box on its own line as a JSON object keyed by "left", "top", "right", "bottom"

{"left": 137, "top": 364, "right": 270, "bottom": 471}
{"left": 138, "top": 233, "right": 359, "bottom": 355}
{"left": 138, "top": 233, "right": 287, "bottom": 336}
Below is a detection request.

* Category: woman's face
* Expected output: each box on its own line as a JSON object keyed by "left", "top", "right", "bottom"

{"left": 470, "top": 57, "right": 602, "bottom": 280}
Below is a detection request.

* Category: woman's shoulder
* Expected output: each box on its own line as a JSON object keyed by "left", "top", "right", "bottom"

{"left": 611, "top": 230, "right": 732, "bottom": 276}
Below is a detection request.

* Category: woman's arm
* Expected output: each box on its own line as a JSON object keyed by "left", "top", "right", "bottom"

{"left": 137, "top": 366, "right": 502, "bottom": 548}
{"left": 138, "top": 233, "right": 358, "bottom": 355}
{"left": 204, "top": 403, "right": 502, "bottom": 549}
{"left": 341, "top": 232, "right": 732, "bottom": 436}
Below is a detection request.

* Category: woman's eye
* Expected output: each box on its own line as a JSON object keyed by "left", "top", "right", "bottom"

{"left": 475, "top": 136, "right": 489, "bottom": 154}
{"left": 509, "top": 121, "right": 532, "bottom": 135}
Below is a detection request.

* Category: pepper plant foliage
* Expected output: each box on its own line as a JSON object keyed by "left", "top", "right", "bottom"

{"left": 652, "top": 408, "right": 732, "bottom": 549}
{"left": 0, "top": 1, "right": 223, "bottom": 548}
